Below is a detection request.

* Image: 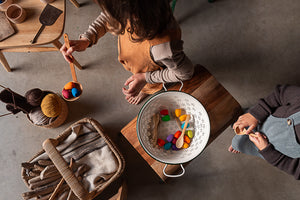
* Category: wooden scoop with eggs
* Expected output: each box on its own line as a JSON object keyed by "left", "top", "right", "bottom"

{"left": 61, "top": 33, "right": 83, "bottom": 101}
{"left": 234, "top": 126, "right": 258, "bottom": 137}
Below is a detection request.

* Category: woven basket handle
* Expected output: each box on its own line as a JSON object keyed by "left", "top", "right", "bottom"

{"left": 43, "top": 138, "right": 92, "bottom": 200}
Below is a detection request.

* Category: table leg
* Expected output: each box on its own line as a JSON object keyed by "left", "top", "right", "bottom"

{"left": 0, "top": 51, "right": 11, "bottom": 72}
{"left": 68, "top": 0, "right": 80, "bottom": 8}
{"left": 52, "top": 40, "right": 83, "bottom": 70}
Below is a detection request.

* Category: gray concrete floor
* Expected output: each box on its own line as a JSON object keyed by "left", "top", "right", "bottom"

{"left": 1, "top": 0, "right": 300, "bottom": 199}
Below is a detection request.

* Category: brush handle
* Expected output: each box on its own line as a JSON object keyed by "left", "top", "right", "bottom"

{"left": 31, "top": 24, "right": 45, "bottom": 44}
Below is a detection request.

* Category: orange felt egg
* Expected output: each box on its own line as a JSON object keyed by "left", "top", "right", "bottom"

{"left": 64, "top": 82, "right": 74, "bottom": 90}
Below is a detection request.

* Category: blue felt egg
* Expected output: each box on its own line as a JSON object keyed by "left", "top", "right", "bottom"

{"left": 164, "top": 142, "right": 172, "bottom": 150}
{"left": 71, "top": 88, "right": 81, "bottom": 97}
{"left": 181, "top": 122, "right": 190, "bottom": 129}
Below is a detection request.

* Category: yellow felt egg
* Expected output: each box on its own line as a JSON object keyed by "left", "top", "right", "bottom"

{"left": 179, "top": 114, "right": 187, "bottom": 122}
{"left": 41, "top": 94, "right": 61, "bottom": 117}
{"left": 64, "top": 82, "right": 74, "bottom": 90}
{"left": 175, "top": 109, "right": 182, "bottom": 117}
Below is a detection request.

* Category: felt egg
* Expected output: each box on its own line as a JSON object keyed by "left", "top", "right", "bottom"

{"left": 184, "top": 135, "right": 191, "bottom": 144}
{"left": 160, "top": 109, "right": 169, "bottom": 115}
{"left": 41, "top": 94, "right": 61, "bottom": 118}
{"left": 172, "top": 144, "right": 179, "bottom": 151}
{"left": 182, "top": 142, "right": 189, "bottom": 149}
{"left": 175, "top": 109, "right": 182, "bottom": 117}
{"left": 186, "top": 130, "right": 194, "bottom": 138}
{"left": 25, "top": 88, "right": 44, "bottom": 106}
{"left": 157, "top": 138, "right": 165, "bottom": 147}
{"left": 64, "top": 82, "right": 74, "bottom": 90}
{"left": 71, "top": 88, "right": 81, "bottom": 97}
{"left": 62, "top": 89, "right": 72, "bottom": 99}
{"left": 161, "top": 115, "right": 170, "bottom": 121}
{"left": 174, "top": 131, "right": 181, "bottom": 139}
{"left": 171, "top": 138, "right": 177, "bottom": 144}
{"left": 179, "top": 114, "right": 187, "bottom": 122}
{"left": 181, "top": 122, "right": 190, "bottom": 129}
{"left": 166, "top": 134, "right": 174, "bottom": 142}
{"left": 164, "top": 142, "right": 172, "bottom": 150}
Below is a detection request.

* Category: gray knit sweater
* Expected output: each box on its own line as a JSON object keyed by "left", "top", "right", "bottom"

{"left": 248, "top": 85, "right": 300, "bottom": 179}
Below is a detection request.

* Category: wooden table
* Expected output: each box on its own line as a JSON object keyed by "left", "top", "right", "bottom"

{"left": 0, "top": 0, "right": 81, "bottom": 72}
{"left": 121, "top": 65, "right": 243, "bottom": 181}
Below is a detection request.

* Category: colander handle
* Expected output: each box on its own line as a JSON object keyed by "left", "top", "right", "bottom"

{"left": 162, "top": 81, "right": 183, "bottom": 92}
{"left": 163, "top": 164, "right": 185, "bottom": 178}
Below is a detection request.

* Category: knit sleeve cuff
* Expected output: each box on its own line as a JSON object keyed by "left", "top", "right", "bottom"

{"left": 145, "top": 71, "right": 154, "bottom": 84}
{"left": 79, "top": 34, "right": 93, "bottom": 47}
{"left": 259, "top": 144, "right": 282, "bottom": 163}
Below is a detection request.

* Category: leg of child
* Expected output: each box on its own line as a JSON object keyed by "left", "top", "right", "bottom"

{"left": 229, "top": 135, "right": 264, "bottom": 158}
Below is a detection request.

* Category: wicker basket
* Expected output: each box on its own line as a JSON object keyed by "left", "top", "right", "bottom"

{"left": 21, "top": 118, "right": 125, "bottom": 200}
{"left": 27, "top": 93, "right": 68, "bottom": 128}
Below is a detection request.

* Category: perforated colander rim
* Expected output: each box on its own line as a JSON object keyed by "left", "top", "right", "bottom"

{"left": 137, "top": 90, "right": 210, "bottom": 164}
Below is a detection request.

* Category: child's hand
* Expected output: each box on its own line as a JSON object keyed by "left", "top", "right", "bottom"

{"left": 233, "top": 113, "right": 258, "bottom": 135}
{"left": 60, "top": 38, "right": 90, "bottom": 63}
{"left": 122, "top": 73, "right": 147, "bottom": 98}
{"left": 249, "top": 132, "right": 268, "bottom": 150}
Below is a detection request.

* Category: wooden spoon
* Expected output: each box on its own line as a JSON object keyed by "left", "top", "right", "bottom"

{"left": 234, "top": 127, "right": 258, "bottom": 137}
{"left": 171, "top": 111, "right": 182, "bottom": 130}
{"left": 62, "top": 33, "right": 83, "bottom": 101}
{"left": 176, "top": 114, "right": 190, "bottom": 148}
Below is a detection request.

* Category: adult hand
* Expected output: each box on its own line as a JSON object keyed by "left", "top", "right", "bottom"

{"left": 249, "top": 132, "right": 268, "bottom": 150}
{"left": 122, "top": 73, "right": 147, "bottom": 98}
{"left": 60, "top": 38, "right": 90, "bottom": 63}
{"left": 233, "top": 113, "right": 258, "bottom": 135}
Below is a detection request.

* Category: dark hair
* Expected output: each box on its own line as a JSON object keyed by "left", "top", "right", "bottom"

{"left": 95, "top": 0, "right": 173, "bottom": 42}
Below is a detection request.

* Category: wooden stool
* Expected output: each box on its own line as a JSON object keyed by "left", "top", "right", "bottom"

{"left": 121, "top": 65, "right": 243, "bottom": 181}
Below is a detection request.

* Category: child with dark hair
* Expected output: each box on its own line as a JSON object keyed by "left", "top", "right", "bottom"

{"left": 229, "top": 85, "right": 300, "bottom": 180}
{"left": 60, "top": 0, "right": 194, "bottom": 104}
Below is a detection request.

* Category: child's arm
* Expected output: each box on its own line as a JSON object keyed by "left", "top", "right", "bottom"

{"left": 146, "top": 40, "right": 194, "bottom": 84}
{"left": 79, "top": 11, "right": 121, "bottom": 47}
{"left": 60, "top": 12, "right": 116, "bottom": 63}
{"left": 258, "top": 143, "right": 300, "bottom": 180}
{"left": 248, "top": 85, "right": 300, "bottom": 123}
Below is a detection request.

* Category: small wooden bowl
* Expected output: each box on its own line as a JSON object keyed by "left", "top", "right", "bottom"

{"left": 5, "top": 4, "right": 26, "bottom": 24}
{"left": 62, "top": 81, "right": 83, "bottom": 101}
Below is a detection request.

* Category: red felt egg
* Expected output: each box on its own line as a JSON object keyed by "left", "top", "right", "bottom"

{"left": 62, "top": 89, "right": 72, "bottom": 99}
{"left": 157, "top": 138, "right": 166, "bottom": 147}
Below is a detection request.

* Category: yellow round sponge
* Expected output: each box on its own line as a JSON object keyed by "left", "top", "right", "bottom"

{"left": 41, "top": 94, "right": 61, "bottom": 117}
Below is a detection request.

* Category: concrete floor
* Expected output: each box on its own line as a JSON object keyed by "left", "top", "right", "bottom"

{"left": 1, "top": 0, "right": 300, "bottom": 199}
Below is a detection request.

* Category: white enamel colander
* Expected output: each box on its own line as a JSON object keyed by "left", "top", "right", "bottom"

{"left": 137, "top": 83, "right": 210, "bottom": 178}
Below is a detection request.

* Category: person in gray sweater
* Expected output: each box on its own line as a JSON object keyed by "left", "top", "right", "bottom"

{"left": 229, "top": 85, "right": 300, "bottom": 180}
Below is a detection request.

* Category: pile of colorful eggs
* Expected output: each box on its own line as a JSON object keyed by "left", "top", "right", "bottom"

{"left": 62, "top": 81, "right": 82, "bottom": 100}
{"left": 156, "top": 108, "right": 194, "bottom": 150}
{"left": 157, "top": 129, "right": 194, "bottom": 150}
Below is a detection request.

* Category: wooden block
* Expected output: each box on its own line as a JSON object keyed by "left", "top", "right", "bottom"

{"left": 120, "top": 65, "right": 243, "bottom": 181}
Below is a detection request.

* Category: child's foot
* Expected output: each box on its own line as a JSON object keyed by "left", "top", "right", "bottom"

{"left": 228, "top": 145, "right": 240, "bottom": 154}
{"left": 126, "top": 92, "right": 149, "bottom": 105}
